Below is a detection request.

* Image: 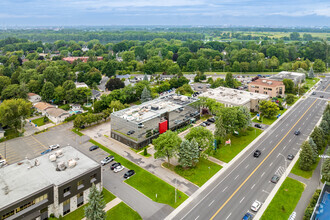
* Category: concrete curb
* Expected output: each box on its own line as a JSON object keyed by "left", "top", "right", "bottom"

{"left": 165, "top": 84, "right": 318, "bottom": 220}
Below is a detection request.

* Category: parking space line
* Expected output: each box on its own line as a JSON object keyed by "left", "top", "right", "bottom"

{"left": 30, "top": 136, "right": 47, "bottom": 149}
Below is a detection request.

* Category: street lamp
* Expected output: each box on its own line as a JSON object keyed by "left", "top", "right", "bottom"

{"left": 278, "top": 153, "right": 288, "bottom": 176}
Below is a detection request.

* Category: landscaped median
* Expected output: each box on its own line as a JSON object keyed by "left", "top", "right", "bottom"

{"left": 89, "top": 140, "right": 188, "bottom": 208}
{"left": 260, "top": 177, "right": 305, "bottom": 220}
{"left": 209, "top": 127, "right": 262, "bottom": 163}
{"left": 163, "top": 158, "right": 222, "bottom": 187}
{"left": 252, "top": 109, "right": 287, "bottom": 126}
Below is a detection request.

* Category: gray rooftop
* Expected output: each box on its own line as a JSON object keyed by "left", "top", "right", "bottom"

{"left": 0, "top": 146, "right": 99, "bottom": 209}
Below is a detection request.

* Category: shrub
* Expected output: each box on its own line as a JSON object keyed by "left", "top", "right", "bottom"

{"left": 143, "top": 148, "right": 148, "bottom": 156}
{"left": 303, "top": 189, "right": 321, "bottom": 220}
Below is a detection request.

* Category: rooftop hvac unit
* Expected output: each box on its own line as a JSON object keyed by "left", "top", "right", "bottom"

{"left": 262, "top": 80, "right": 266, "bottom": 83}
{"left": 68, "top": 159, "right": 77, "bottom": 168}
{"left": 56, "top": 161, "right": 67, "bottom": 171}
{"left": 49, "top": 154, "right": 57, "bottom": 162}
{"left": 267, "top": 81, "right": 273, "bottom": 85}
{"left": 55, "top": 150, "right": 63, "bottom": 158}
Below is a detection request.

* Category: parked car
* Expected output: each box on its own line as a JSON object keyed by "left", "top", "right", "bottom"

{"left": 294, "top": 130, "right": 301, "bottom": 135}
{"left": 41, "top": 149, "right": 52, "bottom": 155}
{"left": 200, "top": 122, "right": 206, "bottom": 127}
{"left": 204, "top": 121, "right": 211, "bottom": 126}
{"left": 251, "top": 200, "right": 262, "bottom": 212}
{"left": 287, "top": 154, "right": 294, "bottom": 160}
{"left": 0, "top": 159, "right": 7, "bottom": 168}
{"left": 253, "top": 150, "right": 261, "bottom": 158}
{"left": 242, "top": 212, "right": 253, "bottom": 220}
{"left": 271, "top": 175, "right": 280, "bottom": 183}
{"left": 312, "top": 92, "right": 316, "bottom": 95}
{"left": 89, "top": 145, "right": 99, "bottom": 151}
{"left": 207, "top": 118, "right": 216, "bottom": 123}
{"left": 101, "top": 156, "right": 114, "bottom": 166}
{"left": 124, "top": 170, "right": 135, "bottom": 179}
{"left": 254, "top": 123, "right": 262, "bottom": 128}
{"left": 114, "top": 165, "right": 124, "bottom": 173}
{"left": 110, "top": 162, "right": 121, "bottom": 170}
{"left": 49, "top": 144, "right": 60, "bottom": 150}
{"left": 127, "top": 130, "right": 135, "bottom": 135}
{"left": 320, "top": 95, "right": 324, "bottom": 98}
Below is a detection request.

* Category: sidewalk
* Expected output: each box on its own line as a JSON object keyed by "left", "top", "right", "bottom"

{"left": 81, "top": 124, "right": 199, "bottom": 196}
{"left": 82, "top": 197, "right": 122, "bottom": 220}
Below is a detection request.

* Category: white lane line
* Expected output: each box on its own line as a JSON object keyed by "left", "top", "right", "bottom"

{"left": 306, "top": 117, "right": 309, "bottom": 120}
{"left": 289, "top": 139, "right": 292, "bottom": 143}
{"left": 195, "top": 215, "right": 199, "bottom": 220}
{"left": 270, "top": 140, "right": 272, "bottom": 144}
{"left": 261, "top": 172, "right": 265, "bottom": 177}
{"left": 240, "top": 197, "right": 245, "bottom": 203}
{"left": 281, "top": 129, "right": 284, "bottom": 132}
{"left": 251, "top": 184, "right": 256, "bottom": 189}
{"left": 208, "top": 200, "right": 215, "bottom": 207}
{"left": 245, "top": 164, "right": 249, "bottom": 169}
{"left": 283, "top": 145, "right": 287, "bottom": 150}
{"left": 222, "top": 186, "right": 228, "bottom": 192}
{"left": 262, "top": 189, "right": 270, "bottom": 194}
{"left": 276, "top": 134, "right": 279, "bottom": 137}
{"left": 262, "top": 147, "right": 265, "bottom": 151}
{"left": 269, "top": 162, "right": 273, "bottom": 167}
{"left": 293, "top": 147, "right": 298, "bottom": 151}
{"left": 235, "top": 175, "right": 239, "bottom": 180}
{"left": 226, "top": 213, "right": 232, "bottom": 220}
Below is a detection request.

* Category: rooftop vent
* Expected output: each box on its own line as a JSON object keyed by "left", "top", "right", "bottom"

{"left": 56, "top": 161, "right": 67, "bottom": 171}
{"left": 262, "top": 80, "right": 266, "bottom": 83}
{"left": 267, "top": 81, "right": 273, "bottom": 85}
{"left": 55, "top": 150, "right": 63, "bottom": 158}
{"left": 49, "top": 154, "right": 56, "bottom": 162}
{"left": 68, "top": 159, "right": 77, "bottom": 168}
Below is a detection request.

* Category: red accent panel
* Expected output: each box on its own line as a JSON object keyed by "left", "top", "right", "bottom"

{"left": 159, "top": 120, "right": 168, "bottom": 134}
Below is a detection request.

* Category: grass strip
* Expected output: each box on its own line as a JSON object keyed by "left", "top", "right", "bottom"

{"left": 71, "top": 128, "right": 84, "bottom": 136}
{"left": 291, "top": 157, "right": 321, "bottom": 179}
{"left": 106, "top": 202, "right": 142, "bottom": 220}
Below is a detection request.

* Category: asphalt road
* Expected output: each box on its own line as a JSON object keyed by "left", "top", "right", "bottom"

{"left": 171, "top": 78, "right": 329, "bottom": 220}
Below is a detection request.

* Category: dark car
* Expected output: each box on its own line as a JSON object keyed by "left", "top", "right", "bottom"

{"left": 204, "top": 121, "right": 211, "bottom": 126}
{"left": 127, "top": 130, "right": 135, "bottom": 135}
{"left": 254, "top": 123, "right": 262, "bottom": 128}
{"left": 41, "top": 149, "right": 52, "bottom": 155}
{"left": 124, "top": 170, "right": 135, "bottom": 179}
{"left": 271, "top": 175, "right": 280, "bottom": 183}
{"left": 207, "top": 118, "right": 216, "bottom": 123}
{"left": 294, "top": 130, "right": 301, "bottom": 135}
{"left": 89, "top": 145, "right": 99, "bottom": 151}
{"left": 320, "top": 95, "right": 324, "bottom": 98}
{"left": 253, "top": 150, "right": 261, "bottom": 158}
{"left": 312, "top": 92, "right": 316, "bottom": 95}
{"left": 287, "top": 154, "right": 294, "bottom": 160}
{"left": 242, "top": 212, "right": 253, "bottom": 220}
{"left": 110, "top": 162, "right": 121, "bottom": 170}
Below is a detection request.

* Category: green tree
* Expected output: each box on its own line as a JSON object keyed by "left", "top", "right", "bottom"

{"left": 259, "top": 100, "right": 279, "bottom": 118}
{"left": 141, "top": 86, "right": 151, "bottom": 103}
{"left": 102, "top": 60, "right": 117, "bottom": 77}
{"left": 84, "top": 184, "right": 106, "bottom": 220}
{"left": 214, "top": 114, "right": 227, "bottom": 144}
{"left": 220, "top": 107, "right": 239, "bottom": 134}
{"left": 122, "top": 51, "right": 135, "bottom": 62}
{"left": 237, "top": 106, "right": 252, "bottom": 130}
{"left": 74, "top": 115, "right": 85, "bottom": 128}
{"left": 0, "top": 99, "right": 31, "bottom": 132}
{"left": 85, "top": 68, "right": 102, "bottom": 87}
{"left": 167, "top": 64, "right": 181, "bottom": 75}
{"left": 322, "top": 158, "right": 330, "bottom": 182}
{"left": 290, "top": 32, "right": 300, "bottom": 41}
{"left": 153, "top": 130, "right": 182, "bottom": 164}
{"left": 308, "top": 67, "right": 315, "bottom": 78}
{"left": 41, "top": 82, "right": 55, "bottom": 101}
{"left": 320, "top": 120, "right": 329, "bottom": 136}
{"left": 308, "top": 138, "right": 318, "bottom": 163}
{"left": 105, "top": 78, "right": 125, "bottom": 91}
{"left": 310, "top": 126, "right": 324, "bottom": 151}
{"left": 0, "top": 75, "right": 11, "bottom": 94}
{"left": 225, "top": 73, "right": 235, "bottom": 88}
{"left": 54, "top": 86, "right": 66, "bottom": 104}
{"left": 283, "top": 78, "right": 294, "bottom": 94}
{"left": 185, "top": 126, "right": 214, "bottom": 152}
{"left": 313, "top": 59, "right": 326, "bottom": 73}
{"left": 299, "top": 141, "right": 314, "bottom": 171}
{"left": 286, "top": 94, "right": 295, "bottom": 104}
{"left": 178, "top": 139, "right": 199, "bottom": 168}
{"left": 108, "top": 100, "right": 128, "bottom": 112}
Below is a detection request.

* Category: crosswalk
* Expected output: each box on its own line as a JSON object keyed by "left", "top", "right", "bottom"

{"left": 275, "top": 166, "right": 286, "bottom": 177}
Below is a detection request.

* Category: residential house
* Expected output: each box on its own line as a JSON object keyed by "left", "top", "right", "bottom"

{"left": 91, "top": 90, "right": 101, "bottom": 100}
{"left": 27, "top": 93, "right": 41, "bottom": 103}
{"left": 34, "top": 102, "right": 55, "bottom": 115}
{"left": 45, "top": 108, "right": 71, "bottom": 124}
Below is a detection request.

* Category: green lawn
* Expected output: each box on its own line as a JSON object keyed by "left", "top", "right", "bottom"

{"left": 103, "top": 188, "right": 116, "bottom": 203}
{"left": 261, "top": 177, "right": 305, "bottom": 220}
{"left": 106, "top": 202, "right": 142, "bottom": 220}
{"left": 139, "top": 151, "right": 151, "bottom": 158}
{"left": 71, "top": 128, "right": 84, "bottom": 136}
{"left": 90, "top": 140, "right": 188, "bottom": 208}
{"left": 163, "top": 158, "right": 222, "bottom": 187}
{"left": 3, "top": 128, "right": 20, "bottom": 140}
{"left": 252, "top": 109, "right": 287, "bottom": 125}
{"left": 305, "top": 78, "right": 320, "bottom": 89}
{"left": 209, "top": 127, "right": 262, "bottom": 163}
{"left": 32, "top": 117, "right": 46, "bottom": 126}
{"left": 291, "top": 157, "right": 321, "bottom": 179}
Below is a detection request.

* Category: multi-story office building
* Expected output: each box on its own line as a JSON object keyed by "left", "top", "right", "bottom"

{"left": 248, "top": 79, "right": 285, "bottom": 98}
{"left": 111, "top": 94, "right": 199, "bottom": 149}
{"left": 0, "top": 146, "right": 101, "bottom": 220}
{"left": 269, "top": 71, "right": 306, "bottom": 85}
{"left": 198, "top": 87, "right": 269, "bottom": 112}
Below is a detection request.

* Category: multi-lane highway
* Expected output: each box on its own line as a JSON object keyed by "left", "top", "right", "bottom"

{"left": 170, "top": 77, "right": 329, "bottom": 220}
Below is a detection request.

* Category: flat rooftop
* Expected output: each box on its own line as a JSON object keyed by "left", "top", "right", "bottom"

{"left": 198, "top": 87, "right": 269, "bottom": 105}
{"left": 270, "top": 71, "right": 305, "bottom": 79}
{"left": 0, "top": 146, "right": 99, "bottom": 209}
{"left": 112, "top": 94, "right": 198, "bottom": 123}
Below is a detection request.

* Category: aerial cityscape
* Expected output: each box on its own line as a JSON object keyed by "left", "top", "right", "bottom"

{"left": 0, "top": 1, "right": 330, "bottom": 220}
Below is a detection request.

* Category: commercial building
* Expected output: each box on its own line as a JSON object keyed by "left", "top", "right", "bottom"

{"left": 111, "top": 94, "right": 199, "bottom": 149}
{"left": 198, "top": 87, "right": 269, "bottom": 112}
{"left": 269, "top": 71, "right": 306, "bottom": 85}
{"left": 248, "top": 79, "right": 285, "bottom": 98}
{"left": 0, "top": 146, "right": 101, "bottom": 220}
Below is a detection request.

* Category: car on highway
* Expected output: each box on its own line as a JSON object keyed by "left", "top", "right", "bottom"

{"left": 114, "top": 165, "right": 124, "bottom": 173}
{"left": 41, "top": 149, "right": 52, "bottom": 155}
{"left": 271, "top": 175, "right": 280, "bottom": 183}
{"left": 287, "top": 154, "right": 294, "bottom": 160}
{"left": 89, "top": 145, "right": 99, "bottom": 151}
{"left": 101, "top": 156, "right": 114, "bottom": 166}
{"left": 254, "top": 123, "right": 262, "bottom": 128}
{"left": 320, "top": 95, "right": 324, "bottom": 98}
{"left": 49, "top": 144, "right": 60, "bottom": 150}
{"left": 242, "top": 212, "right": 253, "bottom": 220}
{"left": 294, "top": 130, "right": 301, "bottom": 135}
{"left": 207, "top": 118, "right": 216, "bottom": 123}
{"left": 251, "top": 200, "right": 262, "bottom": 212}
{"left": 124, "top": 170, "right": 135, "bottom": 179}
{"left": 253, "top": 150, "right": 261, "bottom": 158}
{"left": 110, "top": 162, "right": 121, "bottom": 170}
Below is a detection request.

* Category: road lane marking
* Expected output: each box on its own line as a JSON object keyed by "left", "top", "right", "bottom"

{"left": 225, "top": 213, "right": 231, "bottom": 220}
{"left": 276, "top": 134, "right": 278, "bottom": 137}
{"left": 245, "top": 164, "right": 249, "bottom": 169}
{"left": 222, "top": 186, "right": 228, "bottom": 192}
{"left": 283, "top": 145, "right": 286, "bottom": 150}
{"left": 195, "top": 216, "right": 199, "bottom": 220}
{"left": 240, "top": 197, "right": 245, "bottom": 203}
{"left": 262, "top": 190, "right": 270, "bottom": 194}
{"left": 235, "top": 175, "right": 239, "bottom": 180}
{"left": 289, "top": 139, "right": 292, "bottom": 143}
{"left": 261, "top": 172, "right": 265, "bottom": 177}
{"left": 324, "top": 84, "right": 330, "bottom": 92}
{"left": 269, "top": 162, "right": 273, "bottom": 167}
{"left": 251, "top": 184, "right": 255, "bottom": 189}
{"left": 210, "top": 98, "right": 318, "bottom": 220}
{"left": 262, "top": 147, "right": 265, "bottom": 151}
{"left": 209, "top": 200, "right": 215, "bottom": 207}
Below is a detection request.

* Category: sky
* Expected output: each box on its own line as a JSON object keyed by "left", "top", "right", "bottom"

{"left": 0, "top": 0, "right": 329, "bottom": 27}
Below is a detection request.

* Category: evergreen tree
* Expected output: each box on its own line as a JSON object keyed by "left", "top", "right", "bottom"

{"left": 214, "top": 114, "right": 227, "bottom": 144}
{"left": 322, "top": 158, "right": 330, "bottom": 182}
{"left": 141, "top": 86, "right": 151, "bottom": 103}
{"left": 84, "top": 184, "right": 106, "bottom": 220}
{"left": 320, "top": 120, "right": 329, "bottom": 136}
{"left": 299, "top": 141, "right": 314, "bottom": 171}
{"left": 310, "top": 127, "right": 324, "bottom": 151}
{"left": 308, "top": 66, "right": 314, "bottom": 78}
{"left": 178, "top": 139, "right": 199, "bottom": 168}
{"left": 143, "top": 74, "right": 148, "bottom": 81}
{"left": 308, "top": 138, "right": 318, "bottom": 163}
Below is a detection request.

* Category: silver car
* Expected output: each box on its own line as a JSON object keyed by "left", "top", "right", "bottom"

{"left": 101, "top": 156, "right": 114, "bottom": 166}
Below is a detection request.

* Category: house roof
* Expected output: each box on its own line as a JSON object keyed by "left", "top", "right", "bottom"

{"left": 27, "top": 93, "right": 39, "bottom": 97}
{"left": 249, "top": 79, "right": 284, "bottom": 87}
{"left": 34, "top": 102, "right": 54, "bottom": 111}
{"left": 46, "top": 108, "right": 70, "bottom": 118}
{"left": 91, "top": 89, "right": 101, "bottom": 98}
